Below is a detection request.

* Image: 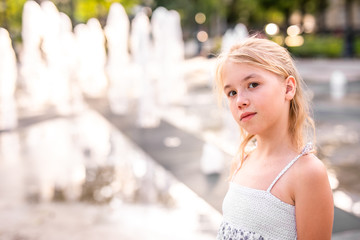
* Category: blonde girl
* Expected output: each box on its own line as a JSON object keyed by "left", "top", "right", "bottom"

{"left": 215, "top": 37, "right": 333, "bottom": 239}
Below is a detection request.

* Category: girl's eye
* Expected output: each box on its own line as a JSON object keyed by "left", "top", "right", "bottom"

{"left": 227, "top": 90, "right": 236, "bottom": 97}
{"left": 249, "top": 82, "right": 259, "bottom": 88}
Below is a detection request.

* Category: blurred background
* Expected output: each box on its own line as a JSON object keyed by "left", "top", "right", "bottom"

{"left": 0, "top": 0, "right": 359, "bottom": 239}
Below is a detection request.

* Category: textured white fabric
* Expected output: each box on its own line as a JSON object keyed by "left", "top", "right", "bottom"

{"left": 217, "top": 143, "right": 313, "bottom": 240}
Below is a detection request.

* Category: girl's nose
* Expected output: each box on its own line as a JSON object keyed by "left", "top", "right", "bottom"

{"left": 236, "top": 93, "right": 249, "bottom": 109}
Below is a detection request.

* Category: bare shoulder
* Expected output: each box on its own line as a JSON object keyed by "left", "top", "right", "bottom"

{"left": 292, "top": 153, "right": 334, "bottom": 239}
{"left": 293, "top": 153, "right": 328, "bottom": 182}
{"left": 291, "top": 153, "right": 331, "bottom": 195}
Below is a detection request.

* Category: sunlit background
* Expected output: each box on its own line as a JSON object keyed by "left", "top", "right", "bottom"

{"left": 0, "top": 0, "right": 360, "bottom": 239}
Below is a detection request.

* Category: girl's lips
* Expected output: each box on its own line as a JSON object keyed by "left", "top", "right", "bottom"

{"left": 240, "top": 112, "right": 256, "bottom": 121}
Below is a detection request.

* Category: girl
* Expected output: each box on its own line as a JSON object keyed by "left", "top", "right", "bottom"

{"left": 215, "top": 37, "right": 333, "bottom": 239}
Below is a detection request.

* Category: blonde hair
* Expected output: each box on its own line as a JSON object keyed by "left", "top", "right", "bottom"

{"left": 215, "top": 37, "right": 315, "bottom": 176}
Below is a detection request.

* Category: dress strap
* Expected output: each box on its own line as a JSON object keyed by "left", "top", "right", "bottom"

{"left": 266, "top": 142, "right": 313, "bottom": 192}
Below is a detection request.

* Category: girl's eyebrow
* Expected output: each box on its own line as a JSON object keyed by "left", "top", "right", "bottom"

{"left": 223, "top": 73, "right": 258, "bottom": 90}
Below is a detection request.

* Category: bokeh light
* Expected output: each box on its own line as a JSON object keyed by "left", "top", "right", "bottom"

{"left": 195, "top": 12, "right": 206, "bottom": 24}
{"left": 197, "top": 30, "right": 208, "bottom": 42}
{"left": 285, "top": 35, "right": 304, "bottom": 47}
{"left": 303, "top": 14, "right": 316, "bottom": 33}
{"left": 287, "top": 25, "right": 301, "bottom": 37}
{"left": 265, "top": 23, "right": 279, "bottom": 35}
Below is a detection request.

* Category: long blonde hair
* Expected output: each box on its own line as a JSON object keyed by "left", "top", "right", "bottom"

{"left": 215, "top": 37, "right": 315, "bottom": 176}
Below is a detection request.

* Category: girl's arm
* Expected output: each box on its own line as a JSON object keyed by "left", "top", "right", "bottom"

{"left": 294, "top": 155, "right": 334, "bottom": 240}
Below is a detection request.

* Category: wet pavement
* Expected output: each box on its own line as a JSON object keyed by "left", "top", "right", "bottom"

{"left": 1, "top": 57, "right": 360, "bottom": 239}
{"left": 0, "top": 109, "right": 222, "bottom": 240}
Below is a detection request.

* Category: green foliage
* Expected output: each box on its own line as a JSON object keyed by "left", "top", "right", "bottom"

{"left": 75, "top": 0, "right": 98, "bottom": 23}
{"left": 288, "top": 34, "right": 360, "bottom": 58}
{"left": 225, "top": 0, "right": 264, "bottom": 27}
{"left": 265, "top": 8, "right": 285, "bottom": 25}
{"left": 0, "top": 0, "right": 140, "bottom": 42}
{"left": 355, "top": 37, "right": 360, "bottom": 56}
{"left": 74, "top": 0, "right": 139, "bottom": 25}
{"left": 0, "top": 0, "right": 27, "bottom": 41}
{"left": 151, "top": 0, "right": 226, "bottom": 37}
{"left": 0, "top": 0, "right": 358, "bottom": 58}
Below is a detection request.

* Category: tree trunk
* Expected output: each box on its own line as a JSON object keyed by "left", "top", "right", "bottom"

{"left": 314, "top": 0, "right": 328, "bottom": 32}
{"left": 70, "top": 0, "right": 76, "bottom": 28}
{"left": 1, "top": 0, "right": 8, "bottom": 29}
{"left": 344, "top": 0, "right": 354, "bottom": 58}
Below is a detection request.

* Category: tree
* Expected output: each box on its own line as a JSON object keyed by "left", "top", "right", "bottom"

{"left": 151, "top": 0, "right": 227, "bottom": 38}
{"left": 0, "top": 0, "right": 27, "bottom": 41}
{"left": 344, "top": 0, "right": 355, "bottom": 57}
{"left": 0, "top": 0, "right": 140, "bottom": 43}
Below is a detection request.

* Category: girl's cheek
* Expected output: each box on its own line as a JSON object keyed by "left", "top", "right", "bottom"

{"left": 229, "top": 101, "right": 236, "bottom": 110}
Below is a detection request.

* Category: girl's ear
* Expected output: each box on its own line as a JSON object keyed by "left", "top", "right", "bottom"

{"left": 285, "top": 76, "right": 296, "bottom": 100}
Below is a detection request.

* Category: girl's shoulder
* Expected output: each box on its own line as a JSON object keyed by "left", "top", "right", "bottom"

{"left": 291, "top": 155, "right": 334, "bottom": 238}
{"left": 293, "top": 153, "right": 328, "bottom": 179}
{"left": 291, "top": 153, "right": 331, "bottom": 197}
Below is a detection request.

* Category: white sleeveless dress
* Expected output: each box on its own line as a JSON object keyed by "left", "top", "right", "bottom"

{"left": 216, "top": 143, "right": 313, "bottom": 240}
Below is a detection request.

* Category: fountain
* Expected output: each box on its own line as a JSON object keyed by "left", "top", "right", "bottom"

{"left": 104, "top": 3, "right": 131, "bottom": 115}
{"left": 330, "top": 70, "right": 347, "bottom": 100}
{"left": 221, "top": 23, "right": 248, "bottom": 52}
{"left": 152, "top": 7, "right": 186, "bottom": 106}
{"left": 200, "top": 142, "right": 224, "bottom": 175}
{"left": 74, "top": 18, "right": 108, "bottom": 98}
{"left": 41, "top": 1, "right": 72, "bottom": 114}
{"left": 58, "top": 12, "right": 86, "bottom": 113}
{"left": 0, "top": 28, "right": 18, "bottom": 130}
{"left": 18, "top": 1, "right": 188, "bottom": 127}
{"left": 20, "top": 0, "right": 48, "bottom": 110}
{"left": 19, "top": 0, "right": 85, "bottom": 115}
{"left": 130, "top": 10, "right": 160, "bottom": 128}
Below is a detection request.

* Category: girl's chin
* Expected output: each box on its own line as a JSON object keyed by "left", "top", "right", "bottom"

{"left": 238, "top": 126, "right": 258, "bottom": 136}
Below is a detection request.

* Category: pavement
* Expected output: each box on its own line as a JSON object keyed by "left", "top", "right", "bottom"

{"left": 0, "top": 109, "right": 222, "bottom": 240}
{"left": 0, "top": 57, "right": 360, "bottom": 239}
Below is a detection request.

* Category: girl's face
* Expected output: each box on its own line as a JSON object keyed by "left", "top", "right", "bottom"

{"left": 222, "top": 61, "right": 293, "bottom": 136}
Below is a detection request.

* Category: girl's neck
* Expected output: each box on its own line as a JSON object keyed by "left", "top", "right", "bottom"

{"left": 253, "top": 107, "right": 296, "bottom": 159}
{"left": 253, "top": 130, "right": 296, "bottom": 162}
